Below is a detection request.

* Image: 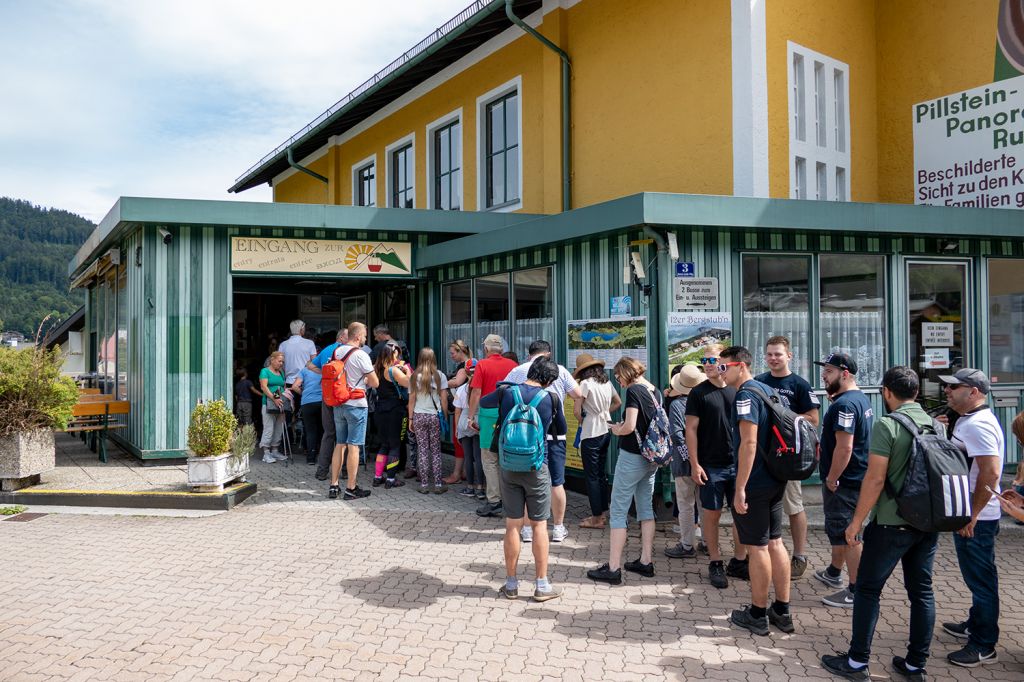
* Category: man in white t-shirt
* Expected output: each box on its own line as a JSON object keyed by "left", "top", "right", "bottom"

{"left": 279, "top": 320, "right": 317, "bottom": 385}
{"left": 503, "top": 340, "right": 582, "bottom": 544}
{"left": 328, "top": 322, "right": 379, "bottom": 501}
{"left": 939, "top": 368, "right": 1004, "bottom": 668}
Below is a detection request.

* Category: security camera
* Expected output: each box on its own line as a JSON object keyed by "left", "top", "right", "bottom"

{"left": 158, "top": 228, "right": 172, "bottom": 245}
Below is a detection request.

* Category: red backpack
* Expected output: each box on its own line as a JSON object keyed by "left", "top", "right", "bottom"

{"left": 321, "top": 347, "right": 366, "bottom": 407}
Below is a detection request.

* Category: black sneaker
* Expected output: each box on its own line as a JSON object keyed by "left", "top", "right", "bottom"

{"left": 892, "top": 656, "right": 927, "bottom": 678}
{"left": 624, "top": 558, "right": 655, "bottom": 577}
{"left": 948, "top": 644, "right": 998, "bottom": 668}
{"left": 372, "top": 476, "right": 385, "bottom": 487}
{"left": 820, "top": 653, "right": 869, "bottom": 679}
{"left": 384, "top": 478, "right": 405, "bottom": 489}
{"left": 729, "top": 606, "right": 769, "bottom": 636}
{"left": 664, "top": 543, "right": 696, "bottom": 559}
{"left": 768, "top": 606, "right": 795, "bottom": 633}
{"left": 941, "top": 621, "right": 970, "bottom": 640}
{"left": 708, "top": 561, "right": 728, "bottom": 588}
{"left": 315, "top": 472, "right": 328, "bottom": 481}
{"left": 726, "top": 557, "right": 750, "bottom": 581}
{"left": 343, "top": 486, "right": 371, "bottom": 500}
{"left": 587, "top": 563, "right": 623, "bottom": 585}
{"left": 498, "top": 584, "right": 518, "bottom": 600}
{"left": 476, "top": 501, "right": 503, "bottom": 517}
{"left": 328, "top": 485, "right": 340, "bottom": 499}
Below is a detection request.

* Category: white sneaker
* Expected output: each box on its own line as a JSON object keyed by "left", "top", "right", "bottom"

{"left": 520, "top": 525, "right": 533, "bottom": 543}
{"left": 270, "top": 452, "right": 288, "bottom": 462}
{"left": 261, "top": 454, "right": 276, "bottom": 464}
{"left": 551, "top": 525, "right": 568, "bottom": 543}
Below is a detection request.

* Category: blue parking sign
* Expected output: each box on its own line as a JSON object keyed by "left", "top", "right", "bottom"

{"left": 675, "top": 261, "right": 695, "bottom": 277}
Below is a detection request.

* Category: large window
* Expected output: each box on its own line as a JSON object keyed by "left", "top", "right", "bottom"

{"left": 788, "top": 42, "right": 850, "bottom": 202}
{"left": 743, "top": 255, "right": 812, "bottom": 379}
{"left": 989, "top": 258, "right": 1024, "bottom": 384}
{"left": 819, "top": 255, "right": 886, "bottom": 386}
{"left": 355, "top": 162, "right": 376, "bottom": 207}
{"left": 433, "top": 120, "right": 461, "bottom": 210}
{"left": 390, "top": 143, "right": 413, "bottom": 208}
{"left": 484, "top": 91, "right": 519, "bottom": 209}
{"left": 441, "top": 266, "right": 554, "bottom": 367}
{"left": 908, "top": 261, "right": 968, "bottom": 408}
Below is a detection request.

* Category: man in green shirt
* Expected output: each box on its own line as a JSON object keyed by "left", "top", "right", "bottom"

{"left": 821, "top": 366, "right": 938, "bottom": 680}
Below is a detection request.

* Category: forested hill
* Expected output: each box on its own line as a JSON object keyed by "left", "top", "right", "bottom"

{"left": 0, "top": 197, "right": 95, "bottom": 336}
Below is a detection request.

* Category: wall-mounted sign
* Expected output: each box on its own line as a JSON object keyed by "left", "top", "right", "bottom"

{"left": 667, "top": 312, "right": 732, "bottom": 375}
{"left": 913, "top": 74, "right": 1024, "bottom": 210}
{"left": 673, "top": 277, "right": 719, "bottom": 310}
{"left": 610, "top": 295, "right": 631, "bottom": 317}
{"left": 675, "top": 261, "right": 696, "bottom": 278}
{"left": 923, "top": 347, "right": 951, "bottom": 369}
{"left": 230, "top": 237, "right": 412, "bottom": 276}
{"left": 921, "top": 322, "right": 954, "bottom": 346}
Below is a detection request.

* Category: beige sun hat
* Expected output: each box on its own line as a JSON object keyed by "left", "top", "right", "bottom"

{"left": 670, "top": 364, "right": 706, "bottom": 396}
{"left": 573, "top": 352, "right": 605, "bottom": 379}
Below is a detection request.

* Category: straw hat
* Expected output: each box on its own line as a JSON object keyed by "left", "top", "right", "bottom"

{"left": 573, "top": 352, "right": 605, "bottom": 379}
{"left": 670, "top": 364, "right": 706, "bottom": 396}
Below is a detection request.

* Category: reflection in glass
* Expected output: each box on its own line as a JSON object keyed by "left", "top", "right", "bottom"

{"left": 908, "top": 262, "right": 966, "bottom": 412}
{"left": 742, "top": 255, "right": 812, "bottom": 379}
{"left": 442, "top": 281, "right": 473, "bottom": 373}
{"left": 988, "top": 259, "right": 1024, "bottom": 384}
{"left": 513, "top": 267, "right": 553, "bottom": 360}
{"left": 475, "top": 274, "right": 510, "bottom": 357}
{"left": 819, "top": 255, "right": 886, "bottom": 386}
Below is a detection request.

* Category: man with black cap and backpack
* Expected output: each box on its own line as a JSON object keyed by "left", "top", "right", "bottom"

{"left": 941, "top": 367, "right": 1004, "bottom": 668}
{"left": 822, "top": 366, "right": 939, "bottom": 679}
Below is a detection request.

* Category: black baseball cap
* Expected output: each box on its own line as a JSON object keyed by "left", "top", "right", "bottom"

{"left": 813, "top": 352, "right": 858, "bottom": 375}
{"left": 939, "top": 368, "right": 990, "bottom": 395}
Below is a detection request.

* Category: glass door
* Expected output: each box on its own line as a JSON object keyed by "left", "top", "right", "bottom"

{"left": 906, "top": 260, "right": 969, "bottom": 412}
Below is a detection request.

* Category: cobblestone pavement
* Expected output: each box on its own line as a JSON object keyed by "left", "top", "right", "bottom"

{"left": 3, "top": 450, "right": 1023, "bottom": 680}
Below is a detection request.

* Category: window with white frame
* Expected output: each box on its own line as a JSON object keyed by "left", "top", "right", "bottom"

{"left": 386, "top": 136, "right": 414, "bottom": 209}
{"left": 432, "top": 119, "right": 461, "bottom": 210}
{"left": 477, "top": 78, "right": 522, "bottom": 211}
{"left": 353, "top": 160, "right": 376, "bottom": 207}
{"left": 788, "top": 42, "right": 849, "bottom": 201}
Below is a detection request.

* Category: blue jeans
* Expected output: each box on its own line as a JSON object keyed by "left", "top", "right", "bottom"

{"left": 608, "top": 449, "right": 658, "bottom": 529}
{"left": 953, "top": 519, "right": 1000, "bottom": 652}
{"left": 333, "top": 404, "right": 368, "bottom": 446}
{"left": 849, "top": 522, "right": 938, "bottom": 668}
{"left": 580, "top": 434, "right": 611, "bottom": 517}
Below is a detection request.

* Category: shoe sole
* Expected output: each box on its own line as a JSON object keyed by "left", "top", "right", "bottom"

{"left": 820, "top": 661, "right": 868, "bottom": 680}
{"left": 941, "top": 624, "right": 970, "bottom": 640}
{"left": 948, "top": 653, "right": 998, "bottom": 668}
{"left": 822, "top": 599, "right": 854, "bottom": 608}
{"left": 624, "top": 566, "right": 655, "bottom": 578}
{"left": 729, "top": 615, "right": 769, "bottom": 637}
{"left": 813, "top": 572, "right": 844, "bottom": 589}
{"left": 769, "top": 617, "right": 795, "bottom": 634}
{"left": 498, "top": 590, "right": 518, "bottom": 600}
{"left": 533, "top": 592, "right": 561, "bottom": 602}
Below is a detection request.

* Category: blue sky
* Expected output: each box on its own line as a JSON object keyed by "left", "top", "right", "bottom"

{"left": 0, "top": 0, "right": 471, "bottom": 223}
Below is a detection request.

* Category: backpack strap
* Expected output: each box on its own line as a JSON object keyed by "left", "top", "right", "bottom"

{"left": 881, "top": 411, "right": 929, "bottom": 501}
{"left": 509, "top": 384, "right": 525, "bottom": 407}
{"left": 333, "top": 345, "right": 359, "bottom": 364}
{"left": 743, "top": 384, "right": 778, "bottom": 406}
{"left": 526, "top": 388, "right": 548, "bottom": 410}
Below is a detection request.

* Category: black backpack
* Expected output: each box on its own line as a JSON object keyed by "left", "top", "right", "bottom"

{"left": 882, "top": 412, "right": 971, "bottom": 533}
{"left": 744, "top": 385, "right": 820, "bottom": 481}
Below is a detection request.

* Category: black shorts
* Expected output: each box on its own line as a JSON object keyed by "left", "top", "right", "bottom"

{"left": 734, "top": 483, "right": 785, "bottom": 547}
{"left": 823, "top": 484, "right": 860, "bottom": 546}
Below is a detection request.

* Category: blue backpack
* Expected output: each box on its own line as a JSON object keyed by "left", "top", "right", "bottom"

{"left": 498, "top": 385, "right": 549, "bottom": 472}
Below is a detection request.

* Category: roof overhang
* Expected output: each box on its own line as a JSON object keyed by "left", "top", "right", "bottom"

{"left": 228, "top": 0, "right": 542, "bottom": 194}
{"left": 68, "top": 197, "right": 542, "bottom": 282}
{"left": 414, "top": 192, "right": 1024, "bottom": 269}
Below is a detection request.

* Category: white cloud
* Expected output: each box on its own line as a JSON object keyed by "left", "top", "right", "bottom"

{"left": 0, "top": 0, "right": 473, "bottom": 222}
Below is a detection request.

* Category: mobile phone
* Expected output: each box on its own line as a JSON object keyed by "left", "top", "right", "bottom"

{"left": 985, "top": 485, "right": 1010, "bottom": 499}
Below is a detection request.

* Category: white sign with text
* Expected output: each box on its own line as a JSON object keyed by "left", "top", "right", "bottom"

{"left": 673, "top": 278, "right": 719, "bottom": 310}
{"left": 921, "top": 322, "right": 955, "bottom": 346}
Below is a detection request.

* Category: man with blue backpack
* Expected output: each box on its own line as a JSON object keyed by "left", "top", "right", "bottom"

{"left": 480, "top": 357, "right": 566, "bottom": 603}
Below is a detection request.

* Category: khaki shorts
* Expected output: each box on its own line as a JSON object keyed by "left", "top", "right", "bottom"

{"left": 783, "top": 479, "right": 804, "bottom": 516}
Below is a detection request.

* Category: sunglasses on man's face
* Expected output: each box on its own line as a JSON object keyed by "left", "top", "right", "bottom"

{"left": 699, "top": 357, "right": 719, "bottom": 365}
{"left": 716, "top": 361, "right": 744, "bottom": 373}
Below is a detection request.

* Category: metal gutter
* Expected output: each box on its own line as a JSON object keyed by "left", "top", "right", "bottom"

{"left": 287, "top": 147, "right": 328, "bottom": 185}
{"left": 505, "top": 0, "right": 572, "bottom": 211}
{"left": 229, "top": 0, "right": 511, "bottom": 194}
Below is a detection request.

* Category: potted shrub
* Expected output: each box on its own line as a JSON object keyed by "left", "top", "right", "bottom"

{"left": 0, "top": 343, "right": 78, "bottom": 491}
{"left": 186, "top": 399, "right": 250, "bottom": 492}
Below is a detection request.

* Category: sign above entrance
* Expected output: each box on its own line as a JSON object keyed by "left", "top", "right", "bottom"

{"left": 230, "top": 237, "right": 412, "bottom": 276}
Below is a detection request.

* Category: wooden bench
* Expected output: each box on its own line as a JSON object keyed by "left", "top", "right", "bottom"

{"left": 61, "top": 398, "right": 130, "bottom": 463}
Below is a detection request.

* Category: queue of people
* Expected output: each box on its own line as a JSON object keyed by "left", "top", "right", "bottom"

{"left": 237, "top": 320, "right": 1019, "bottom": 675}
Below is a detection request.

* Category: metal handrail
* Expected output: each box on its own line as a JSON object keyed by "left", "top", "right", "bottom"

{"left": 234, "top": 0, "right": 493, "bottom": 185}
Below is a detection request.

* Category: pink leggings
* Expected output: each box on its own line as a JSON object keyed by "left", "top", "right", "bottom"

{"left": 412, "top": 413, "right": 442, "bottom": 486}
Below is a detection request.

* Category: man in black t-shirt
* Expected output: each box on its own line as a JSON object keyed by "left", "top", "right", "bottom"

{"left": 754, "top": 335, "right": 820, "bottom": 579}
{"left": 722, "top": 345, "right": 793, "bottom": 637}
{"left": 686, "top": 344, "right": 747, "bottom": 589}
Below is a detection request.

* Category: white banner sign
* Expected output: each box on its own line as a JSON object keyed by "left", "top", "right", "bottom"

{"left": 673, "top": 277, "right": 719, "bottom": 310}
{"left": 913, "top": 74, "right": 1024, "bottom": 210}
{"left": 921, "top": 322, "right": 954, "bottom": 347}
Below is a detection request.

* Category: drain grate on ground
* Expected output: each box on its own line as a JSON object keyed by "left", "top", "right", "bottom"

{"left": 4, "top": 513, "right": 48, "bottom": 522}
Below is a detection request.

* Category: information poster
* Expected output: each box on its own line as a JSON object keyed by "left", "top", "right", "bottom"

{"left": 921, "top": 322, "right": 954, "bottom": 346}
{"left": 564, "top": 396, "right": 583, "bottom": 472}
{"left": 667, "top": 311, "right": 733, "bottom": 375}
{"left": 567, "top": 316, "right": 647, "bottom": 370}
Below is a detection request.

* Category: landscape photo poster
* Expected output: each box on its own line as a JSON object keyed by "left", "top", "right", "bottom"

{"left": 566, "top": 316, "right": 647, "bottom": 371}
{"left": 666, "top": 312, "right": 732, "bottom": 377}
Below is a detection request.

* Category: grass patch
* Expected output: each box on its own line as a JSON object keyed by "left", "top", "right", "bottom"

{"left": 0, "top": 505, "right": 28, "bottom": 515}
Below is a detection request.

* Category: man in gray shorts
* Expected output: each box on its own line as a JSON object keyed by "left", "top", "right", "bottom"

{"left": 479, "top": 357, "right": 566, "bottom": 603}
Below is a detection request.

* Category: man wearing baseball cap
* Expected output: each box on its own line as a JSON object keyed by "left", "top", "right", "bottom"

{"left": 812, "top": 352, "right": 874, "bottom": 609}
{"left": 939, "top": 368, "right": 1004, "bottom": 668}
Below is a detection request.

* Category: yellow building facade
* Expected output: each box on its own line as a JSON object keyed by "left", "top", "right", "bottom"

{"left": 266, "top": 0, "right": 1015, "bottom": 213}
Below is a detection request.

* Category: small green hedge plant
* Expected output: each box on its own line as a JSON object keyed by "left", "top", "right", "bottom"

{"left": 186, "top": 399, "right": 237, "bottom": 457}
{"left": 231, "top": 424, "right": 257, "bottom": 463}
{"left": 0, "top": 344, "right": 78, "bottom": 439}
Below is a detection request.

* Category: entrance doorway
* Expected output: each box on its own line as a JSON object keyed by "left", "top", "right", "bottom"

{"left": 906, "top": 260, "right": 969, "bottom": 412}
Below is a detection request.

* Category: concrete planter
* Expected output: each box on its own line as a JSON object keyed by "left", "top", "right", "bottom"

{"left": 187, "top": 451, "right": 249, "bottom": 493}
{"left": 0, "top": 429, "right": 55, "bottom": 491}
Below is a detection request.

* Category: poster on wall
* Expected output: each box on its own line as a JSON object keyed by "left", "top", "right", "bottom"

{"left": 566, "top": 316, "right": 647, "bottom": 371}
{"left": 667, "top": 311, "right": 733, "bottom": 376}
{"left": 913, "top": 74, "right": 1024, "bottom": 210}
{"left": 564, "top": 396, "right": 583, "bottom": 473}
